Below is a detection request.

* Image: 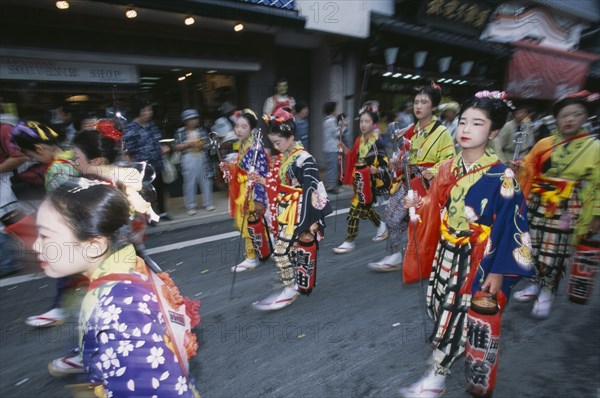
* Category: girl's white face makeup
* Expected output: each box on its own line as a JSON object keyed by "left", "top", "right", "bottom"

{"left": 413, "top": 94, "right": 434, "bottom": 121}
{"left": 359, "top": 112, "right": 375, "bottom": 135}
{"left": 455, "top": 108, "right": 494, "bottom": 150}
{"left": 234, "top": 117, "right": 253, "bottom": 141}
{"left": 556, "top": 104, "right": 588, "bottom": 136}
{"left": 269, "top": 133, "right": 295, "bottom": 153}
{"left": 34, "top": 200, "right": 106, "bottom": 278}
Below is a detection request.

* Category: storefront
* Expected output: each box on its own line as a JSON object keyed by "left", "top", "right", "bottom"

{"left": 0, "top": 0, "right": 307, "bottom": 134}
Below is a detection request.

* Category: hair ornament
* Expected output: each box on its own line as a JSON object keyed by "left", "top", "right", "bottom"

{"left": 13, "top": 120, "right": 59, "bottom": 141}
{"left": 264, "top": 107, "right": 295, "bottom": 127}
{"left": 358, "top": 104, "right": 379, "bottom": 115}
{"left": 67, "top": 178, "right": 112, "bottom": 194}
{"left": 430, "top": 81, "right": 441, "bottom": 91}
{"left": 240, "top": 108, "right": 257, "bottom": 119}
{"left": 475, "top": 90, "right": 514, "bottom": 109}
{"left": 96, "top": 120, "right": 123, "bottom": 141}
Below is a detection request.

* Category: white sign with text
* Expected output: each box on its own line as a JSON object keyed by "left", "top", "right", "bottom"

{"left": 0, "top": 57, "right": 138, "bottom": 83}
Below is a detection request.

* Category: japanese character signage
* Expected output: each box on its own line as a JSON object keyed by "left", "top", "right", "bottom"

{"left": 465, "top": 307, "right": 501, "bottom": 396}
{"left": 420, "top": 0, "right": 493, "bottom": 37}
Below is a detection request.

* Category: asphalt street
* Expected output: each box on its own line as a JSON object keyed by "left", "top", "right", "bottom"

{"left": 1, "top": 207, "right": 599, "bottom": 398}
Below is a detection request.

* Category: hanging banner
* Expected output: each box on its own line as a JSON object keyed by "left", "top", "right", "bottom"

{"left": 505, "top": 41, "right": 598, "bottom": 100}
{"left": 0, "top": 57, "right": 138, "bottom": 84}
{"left": 419, "top": 0, "right": 494, "bottom": 37}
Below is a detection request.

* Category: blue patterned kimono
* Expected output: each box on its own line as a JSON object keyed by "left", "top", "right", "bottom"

{"left": 80, "top": 245, "right": 200, "bottom": 397}
{"left": 238, "top": 135, "right": 269, "bottom": 206}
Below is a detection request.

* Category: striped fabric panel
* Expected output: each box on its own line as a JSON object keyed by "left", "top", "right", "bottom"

{"left": 427, "top": 240, "right": 473, "bottom": 368}
{"left": 528, "top": 191, "right": 582, "bottom": 291}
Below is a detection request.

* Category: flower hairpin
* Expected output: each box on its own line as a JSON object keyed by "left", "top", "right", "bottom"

{"left": 96, "top": 120, "right": 122, "bottom": 141}
{"left": 475, "top": 90, "right": 514, "bottom": 109}
{"left": 68, "top": 178, "right": 112, "bottom": 194}
{"left": 264, "top": 111, "right": 293, "bottom": 126}
{"left": 359, "top": 105, "right": 379, "bottom": 115}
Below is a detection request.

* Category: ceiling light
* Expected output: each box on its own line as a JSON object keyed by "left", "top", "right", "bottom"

{"left": 207, "top": 70, "right": 217, "bottom": 74}
{"left": 403, "top": 74, "right": 412, "bottom": 79}
{"left": 178, "top": 76, "right": 186, "bottom": 81}
{"left": 383, "top": 72, "right": 392, "bottom": 77}
{"left": 234, "top": 23, "right": 244, "bottom": 32}
{"left": 412, "top": 75, "right": 421, "bottom": 80}
{"left": 65, "top": 95, "right": 89, "bottom": 102}
{"left": 185, "top": 72, "right": 192, "bottom": 77}
{"left": 125, "top": 8, "right": 137, "bottom": 19}
{"left": 56, "top": 1, "right": 69, "bottom": 10}
{"left": 437, "top": 78, "right": 445, "bottom": 83}
{"left": 184, "top": 16, "right": 195, "bottom": 25}
{"left": 392, "top": 73, "right": 402, "bottom": 78}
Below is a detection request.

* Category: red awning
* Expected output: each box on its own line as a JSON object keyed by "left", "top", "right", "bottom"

{"left": 505, "top": 40, "right": 599, "bottom": 100}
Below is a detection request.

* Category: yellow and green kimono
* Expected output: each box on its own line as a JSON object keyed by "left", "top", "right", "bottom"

{"left": 518, "top": 130, "right": 600, "bottom": 292}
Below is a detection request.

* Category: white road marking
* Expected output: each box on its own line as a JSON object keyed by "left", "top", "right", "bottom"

{"left": 1, "top": 207, "right": 351, "bottom": 287}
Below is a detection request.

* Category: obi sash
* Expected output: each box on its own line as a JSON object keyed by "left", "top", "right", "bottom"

{"left": 440, "top": 212, "right": 492, "bottom": 295}
{"left": 276, "top": 184, "right": 303, "bottom": 236}
{"left": 531, "top": 175, "right": 580, "bottom": 217}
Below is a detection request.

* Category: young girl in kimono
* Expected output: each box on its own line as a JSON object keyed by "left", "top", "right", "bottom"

{"left": 400, "top": 92, "right": 535, "bottom": 398}
{"left": 218, "top": 109, "right": 270, "bottom": 272}
{"left": 511, "top": 92, "right": 600, "bottom": 318}
{"left": 34, "top": 178, "right": 200, "bottom": 397}
{"left": 333, "top": 102, "right": 390, "bottom": 254}
{"left": 368, "top": 84, "right": 455, "bottom": 272}
{"left": 251, "top": 107, "right": 332, "bottom": 311}
{"left": 12, "top": 121, "right": 81, "bottom": 330}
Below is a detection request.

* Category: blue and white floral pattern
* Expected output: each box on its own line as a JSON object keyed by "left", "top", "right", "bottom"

{"left": 82, "top": 278, "right": 199, "bottom": 397}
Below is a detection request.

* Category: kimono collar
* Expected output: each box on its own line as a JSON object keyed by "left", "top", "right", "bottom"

{"left": 453, "top": 148, "right": 498, "bottom": 176}
{"left": 238, "top": 134, "right": 254, "bottom": 166}
{"left": 80, "top": 245, "right": 140, "bottom": 347}
{"left": 358, "top": 132, "right": 379, "bottom": 160}
{"left": 447, "top": 148, "right": 499, "bottom": 231}
{"left": 89, "top": 244, "right": 138, "bottom": 282}
{"left": 279, "top": 142, "right": 304, "bottom": 184}
{"left": 415, "top": 115, "right": 438, "bottom": 137}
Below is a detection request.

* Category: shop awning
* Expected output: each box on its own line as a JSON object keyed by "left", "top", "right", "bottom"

{"left": 371, "top": 12, "right": 511, "bottom": 57}
{"left": 505, "top": 40, "right": 599, "bottom": 99}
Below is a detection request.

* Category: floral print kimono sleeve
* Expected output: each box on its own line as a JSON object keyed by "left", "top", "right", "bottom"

{"left": 465, "top": 165, "right": 535, "bottom": 295}
{"left": 84, "top": 282, "right": 197, "bottom": 397}
{"left": 241, "top": 145, "right": 269, "bottom": 206}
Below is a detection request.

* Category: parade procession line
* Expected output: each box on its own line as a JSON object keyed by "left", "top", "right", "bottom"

{"left": 146, "top": 206, "right": 350, "bottom": 255}
{"left": 0, "top": 207, "right": 352, "bottom": 288}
